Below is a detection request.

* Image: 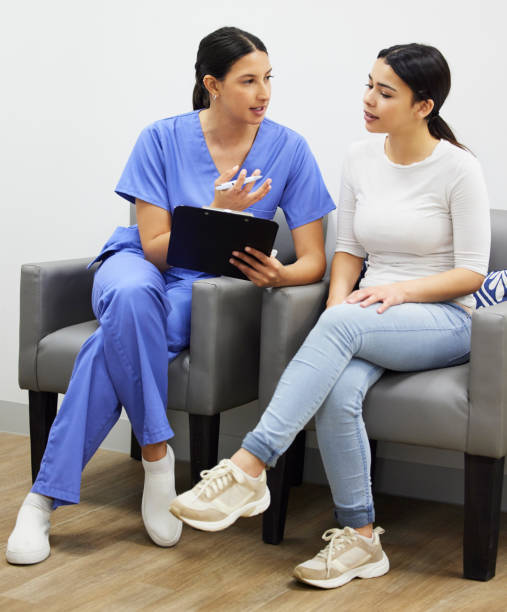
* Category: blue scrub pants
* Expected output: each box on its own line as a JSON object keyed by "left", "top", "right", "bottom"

{"left": 242, "top": 301, "right": 471, "bottom": 527}
{"left": 32, "top": 250, "right": 194, "bottom": 508}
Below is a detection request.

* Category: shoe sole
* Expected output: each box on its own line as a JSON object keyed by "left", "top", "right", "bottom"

{"left": 6, "top": 546, "right": 50, "bottom": 565}
{"left": 143, "top": 520, "right": 182, "bottom": 548}
{"left": 294, "top": 552, "right": 389, "bottom": 589}
{"left": 171, "top": 487, "right": 271, "bottom": 532}
{"left": 142, "top": 445, "right": 182, "bottom": 547}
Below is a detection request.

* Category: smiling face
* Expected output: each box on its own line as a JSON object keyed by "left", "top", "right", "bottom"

{"left": 206, "top": 50, "right": 272, "bottom": 125}
{"left": 363, "top": 58, "right": 433, "bottom": 135}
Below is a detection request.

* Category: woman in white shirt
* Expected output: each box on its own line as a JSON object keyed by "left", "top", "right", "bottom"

{"left": 170, "top": 43, "right": 491, "bottom": 590}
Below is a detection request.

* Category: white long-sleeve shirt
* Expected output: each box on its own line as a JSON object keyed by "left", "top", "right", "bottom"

{"left": 335, "top": 137, "right": 491, "bottom": 309}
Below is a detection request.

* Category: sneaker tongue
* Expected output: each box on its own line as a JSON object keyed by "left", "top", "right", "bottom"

{"left": 316, "top": 544, "right": 331, "bottom": 560}
{"left": 316, "top": 529, "right": 341, "bottom": 559}
{"left": 317, "top": 526, "right": 357, "bottom": 558}
{"left": 322, "top": 527, "right": 343, "bottom": 542}
{"left": 195, "top": 460, "right": 245, "bottom": 500}
{"left": 199, "top": 460, "right": 232, "bottom": 481}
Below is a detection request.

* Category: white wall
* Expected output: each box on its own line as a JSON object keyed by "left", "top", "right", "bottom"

{"left": 1, "top": 1, "right": 506, "bottom": 453}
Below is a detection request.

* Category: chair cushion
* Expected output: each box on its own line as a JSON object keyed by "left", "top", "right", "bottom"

{"left": 166, "top": 351, "right": 190, "bottom": 411}
{"left": 305, "top": 364, "right": 470, "bottom": 452}
{"left": 474, "top": 270, "right": 507, "bottom": 308}
{"left": 36, "top": 320, "right": 190, "bottom": 405}
{"left": 37, "top": 321, "right": 99, "bottom": 393}
{"left": 363, "top": 364, "right": 470, "bottom": 451}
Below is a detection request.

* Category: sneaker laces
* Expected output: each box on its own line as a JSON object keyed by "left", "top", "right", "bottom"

{"left": 194, "top": 459, "right": 246, "bottom": 500}
{"left": 317, "top": 526, "right": 385, "bottom": 577}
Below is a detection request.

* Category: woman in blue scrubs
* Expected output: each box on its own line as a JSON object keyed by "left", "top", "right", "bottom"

{"left": 6, "top": 26, "right": 335, "bottom": 565}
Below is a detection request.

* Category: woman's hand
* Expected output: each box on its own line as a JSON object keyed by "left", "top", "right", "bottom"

{"left": 344, "top": 283, "right": 408, "bottom": 314}
{"left": 211, "top": 166, "right": 272, "bottom": 212}
{"left": 230, "top": 246, "right": 286, "bottom": 287}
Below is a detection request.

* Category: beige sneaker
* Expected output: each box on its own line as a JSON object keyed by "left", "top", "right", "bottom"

{"left": 169, "top": 459, "right": 270, "bottom": 531}
{"left": 293, "top": 526, "right": 389, "bottom": 589}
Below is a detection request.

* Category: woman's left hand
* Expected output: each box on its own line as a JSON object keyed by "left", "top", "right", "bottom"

{"left": 344, "top": 283, "right": 408, "bottom": 314}
{"left": 230, "top": 246, "right": 286, "bottom": 287}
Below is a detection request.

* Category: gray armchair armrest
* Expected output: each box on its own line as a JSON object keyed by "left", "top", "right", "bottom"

{"left": 467, "top": 300, "right": 507, "bottom": 458}
{"left": 19, "top": 258, "right": 96, "bottom": 390}
{"left": 259, "top": 281, "right": 328, "bottom": 410}
{"left": 187, "top": 276, "right": 264, "bottom": 414}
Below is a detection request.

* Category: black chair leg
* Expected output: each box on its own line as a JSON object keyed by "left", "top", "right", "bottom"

{"left": 262, "top": 432, "right": 306, "bottom": 545}
{"left": 188, "top": 414, "right": 220, "bottom": 486}
{"left": 288, "top": 430, "right": 306, "bottom": 486}
{"left": 463, "top": 453, "right": 505, "bottom": 581}
{"left": 369, "top": 438, "right": 378, "bottom": 491}
{"left": 262, "top": 450, "right": 292, "bottom": 545}
{"left": 130, "top": 429, "right": 142, "bottom": 461}
{"left": 28, "top": 390, "right": 58, "bottom": 483}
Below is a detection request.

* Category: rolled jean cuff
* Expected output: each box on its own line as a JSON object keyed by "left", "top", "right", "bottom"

{"left": 242, "top": 432, "right": 280, "bottom": 467}
{"left": 334, "top": 505, "right": 375, "bottom": 528}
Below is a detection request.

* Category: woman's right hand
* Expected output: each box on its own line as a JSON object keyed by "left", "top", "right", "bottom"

{"left": 210, "top": 166, "right": 272, "bottom": 212}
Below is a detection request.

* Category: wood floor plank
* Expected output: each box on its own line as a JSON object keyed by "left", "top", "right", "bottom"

{"left": 1, "top": 433, "right": 506, "bottom": 611}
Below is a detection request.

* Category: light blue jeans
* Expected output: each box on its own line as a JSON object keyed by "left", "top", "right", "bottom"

{"left": 242, "top": 301, "right": 472, "bottom": 527}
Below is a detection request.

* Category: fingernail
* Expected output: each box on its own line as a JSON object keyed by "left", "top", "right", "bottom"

{"left": 245, "top": 246, "right": 251, "bottom": 252}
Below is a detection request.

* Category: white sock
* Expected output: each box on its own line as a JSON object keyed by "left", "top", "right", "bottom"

{"left": 356, "top": 531, "right": 375, "bottom": 543}
{"left": 6, "top": 492, "right": 52, "bottom": 564}
{"left": 141, "top": 444, "right": 182, "bottom": 547}
{"left": 25, "top": 492, "right": 53, "bottom": 512}
{"left": 231, "top": 460, "right": 265, "bottom": 481}
{"left": 142, "top": 447, "right": 171, "bottom": 474}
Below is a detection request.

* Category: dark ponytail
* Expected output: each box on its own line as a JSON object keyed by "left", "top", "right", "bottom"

{"left": 193, "top": 27, "right": 268, "bottom": 110}
{"left": 378, "top": 44, "right": 467, "bottom": 150}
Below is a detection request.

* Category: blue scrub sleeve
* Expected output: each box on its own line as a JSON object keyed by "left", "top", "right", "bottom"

{"left": 115, "top": 124, "right": 170, "bottom": 211}
{"left": 278, "top": 137, "right": 335, "bottom": 229}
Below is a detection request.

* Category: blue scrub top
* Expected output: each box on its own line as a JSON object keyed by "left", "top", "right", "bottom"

{"left": 93, "top": 111, "right": 335, "bottom": 278}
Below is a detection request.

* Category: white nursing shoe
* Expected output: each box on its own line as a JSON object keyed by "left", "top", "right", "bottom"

{"left": 142, "top": 444, "right": 182, "bottom": 547}
{"left": 6, "top": 493, "right": 52, "bottom": 565}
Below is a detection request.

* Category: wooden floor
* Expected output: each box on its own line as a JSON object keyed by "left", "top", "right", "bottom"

{"left": 0, "top": 433, "right": 506, "bottom": 611}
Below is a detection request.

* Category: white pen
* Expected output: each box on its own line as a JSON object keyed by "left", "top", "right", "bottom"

{"left": 216, "top": 175, "right": 263, "bottom": 191}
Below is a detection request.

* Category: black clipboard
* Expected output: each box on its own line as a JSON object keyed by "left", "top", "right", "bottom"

{"left": 166, "top": 206, "right": 279, "bottom": 280}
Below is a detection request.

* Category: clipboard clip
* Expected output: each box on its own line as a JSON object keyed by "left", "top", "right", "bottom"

{"left": 202, "top": 206, "right": 254, "bottom": 217}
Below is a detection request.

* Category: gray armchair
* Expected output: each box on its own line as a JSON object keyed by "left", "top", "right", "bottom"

{"left": 258, "top": 209, "right": 507, "bottom": 582}
{"left": 19, "top": 210, "right": 303, "bottom": 485}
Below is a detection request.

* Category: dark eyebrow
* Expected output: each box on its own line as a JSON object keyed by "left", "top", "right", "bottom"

{"left": 368, "top": 73, "right": 397, "bottom": 92}
{"left": 239, "top": 68, "right": 273, "bottom": 78}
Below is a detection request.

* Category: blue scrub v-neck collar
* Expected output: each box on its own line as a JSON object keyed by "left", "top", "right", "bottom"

{"left": 194, "top": 109, "right": 265, "bottom": 176}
